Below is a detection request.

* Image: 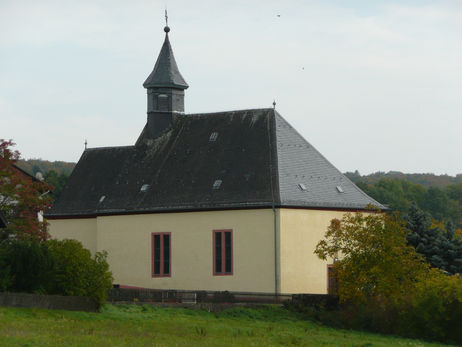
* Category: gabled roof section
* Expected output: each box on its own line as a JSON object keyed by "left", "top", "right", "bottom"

{"left": 143, "top": 31, "right": 188, "bottom": 90}
{"left": 47, "top": 109, "right": 385, "bottom": 218}
{"left": 275, "top": 112, "right": 385, "bottom": 209}
{"left": 47, "top": 109, "right": 277, "bottom": 217}
{"left": 13, "top": 164, "right": 39, "bottom": 181}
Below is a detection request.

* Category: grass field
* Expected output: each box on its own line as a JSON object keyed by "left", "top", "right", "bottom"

{"left": 0, "top": 304, "right": 453, "bottom": 346}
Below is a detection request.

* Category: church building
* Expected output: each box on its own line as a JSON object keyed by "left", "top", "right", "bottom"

{"left": 46, "top": 24, "right": 383, "bottom": 295}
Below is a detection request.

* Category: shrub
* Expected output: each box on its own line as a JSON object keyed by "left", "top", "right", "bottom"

{"left": 0, "top": 238, "right": 113, "bottom": 306}
{"left": 0, "top": 243, "right": 13, "bottom": 291}
{"left": 406, "top": 270, "right": 462, "bottom": 342}
{"left": 47, "top": 239, "right": 113, "bottom": 305}
{"left": 0, "top": 239, "right": 54, "bottom": 293}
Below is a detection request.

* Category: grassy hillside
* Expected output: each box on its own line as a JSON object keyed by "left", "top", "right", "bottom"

{"left": 0, "top": 304, "right": 451, "bottom": 346}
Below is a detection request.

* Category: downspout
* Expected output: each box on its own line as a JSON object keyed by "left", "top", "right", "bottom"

{"left": 272, "top": 204, "right": 278, "bottom": 296}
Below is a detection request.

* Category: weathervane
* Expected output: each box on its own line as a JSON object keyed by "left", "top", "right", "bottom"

{"left": 273, "top": 99, "right": 276, "bottom": 109}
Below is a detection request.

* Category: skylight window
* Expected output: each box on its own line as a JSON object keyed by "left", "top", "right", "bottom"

{"left": 209, "top": 132, "right": 219, "bottom": 142}
{"left": 213, "top": 179, "right": 222, "bottom": 189}
{"left": 140, "top": 184, "right": 150, "bottom": 192}
{"left": 336, "top": 186, "right": 344, "bottom": 193}
{"left": 99, "top": 195, "right": 105, "bottom": 203}
{"left": 298, "top": 183, "right": 308, "bottom": 191}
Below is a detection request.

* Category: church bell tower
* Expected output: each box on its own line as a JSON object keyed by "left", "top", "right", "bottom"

{"left": 143, "top": 22, "right": 188, "bottom": 138}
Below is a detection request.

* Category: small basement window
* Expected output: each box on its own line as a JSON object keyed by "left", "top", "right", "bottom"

{"left": 140, "top": 184, "right": 150, "bottom": 192}
{"left": 213, "top": 179, "right": 222, "bottom": 189}
{"left": 209, "top": 132, "right": 218, "bottom": 142}
{"left": 298, "top": 183, "right": 307, "bottom": 191}
{"left": 336, "top": 186, "right": 344, "bottom": 193}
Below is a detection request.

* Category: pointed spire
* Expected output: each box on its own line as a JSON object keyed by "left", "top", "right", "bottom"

{"left": 143, "top": 25, "right": 188, "bottom": 90}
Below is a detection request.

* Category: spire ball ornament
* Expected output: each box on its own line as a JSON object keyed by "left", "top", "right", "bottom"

{"left": 164, "top": 26, "right": 170, "bottom": 33}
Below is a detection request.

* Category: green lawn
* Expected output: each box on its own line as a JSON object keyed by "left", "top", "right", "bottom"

{"left": 0, "top": 304, "right": 453, "bottom": 346}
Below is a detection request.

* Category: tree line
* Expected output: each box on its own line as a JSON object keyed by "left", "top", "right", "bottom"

{"left": 353, "top": 176, "right": 462, "bottom": 229}
{"left": 345, "top": 173, "right": 462, "bottom": 276}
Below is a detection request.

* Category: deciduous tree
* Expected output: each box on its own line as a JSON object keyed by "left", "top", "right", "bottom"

{"left": 315, "top": 210, "right": 429, "bottom": 303}
{"left": 0, "top": 139, "right": 52, "bottom": 241}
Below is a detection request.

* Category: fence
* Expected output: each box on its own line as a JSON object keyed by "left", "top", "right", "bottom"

{"left": 0, "top": 292, "right": 99, "bottom": 312}
{"left": 108, "top": 287, "right": 292, "bottom": 305}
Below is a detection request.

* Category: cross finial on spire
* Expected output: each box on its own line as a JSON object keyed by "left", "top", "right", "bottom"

{"left": 84, "top": 139, "right": 88, "bottom": 150}
{"left": 273, "top": 99, "right": 276, "bottom": 109}
{"left": 164, "top": 8, "right": 170, "bottom": 33}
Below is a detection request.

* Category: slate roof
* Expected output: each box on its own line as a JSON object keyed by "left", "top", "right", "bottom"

{"left": 47, "top": 109, "right": 385, "bottom": 218}
{"left": 143, "top": 32, "right": 188, "bottom": 90}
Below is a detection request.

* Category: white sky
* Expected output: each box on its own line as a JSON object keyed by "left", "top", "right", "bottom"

{"left": 1, "top": 0, "right": 461, "bottom": 175}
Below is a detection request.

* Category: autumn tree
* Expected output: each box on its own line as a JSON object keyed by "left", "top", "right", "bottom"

{"left": 315, "top": 210, "right": 429, "bottom": 303}
{"left": 0, "top": 139, "right": 52, "bottom": 241}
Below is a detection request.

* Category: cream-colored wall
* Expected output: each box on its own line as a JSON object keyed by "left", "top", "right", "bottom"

{"left": 96, "top": 209, "right": 276, "bottom": 293}
{"left": 279, "top": 208, "right": 345, "bottom": 294}
{"left": 48, "top": 208, "right": 356, "bottom": 294}
{"left": 48, "top": 218, "right": 97, "bottom": 254}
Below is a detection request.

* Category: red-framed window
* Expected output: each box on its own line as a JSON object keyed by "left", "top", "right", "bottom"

{"left": 213, "top": 230, "right": 233, "bottom": 276}
{"left": 152, "top": 232, "right": 171, "bottom": 277}
{"left": 327, "top": 264, "right": 337, "bottom": 294}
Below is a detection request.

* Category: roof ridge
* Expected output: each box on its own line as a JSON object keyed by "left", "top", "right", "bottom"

{"left": 84, "top": 145, "right": 134, "bottom": 152}
{"left": 185, "top": 108, "right": 274, "bottom": 117}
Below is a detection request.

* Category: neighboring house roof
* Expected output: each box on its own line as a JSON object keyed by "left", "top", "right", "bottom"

{"left": 143, "top": 28, "right": 188, "bottom": 90}
{"left": 46, "top": 109, "right": 384, "bottom": 218}
{"left": 12, "top": 164, "right": 39, "bottom": 181}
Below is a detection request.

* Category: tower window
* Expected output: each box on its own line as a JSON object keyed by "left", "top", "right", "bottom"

{"left": 157, "top": 94, "right": 169, "bottom": 111}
